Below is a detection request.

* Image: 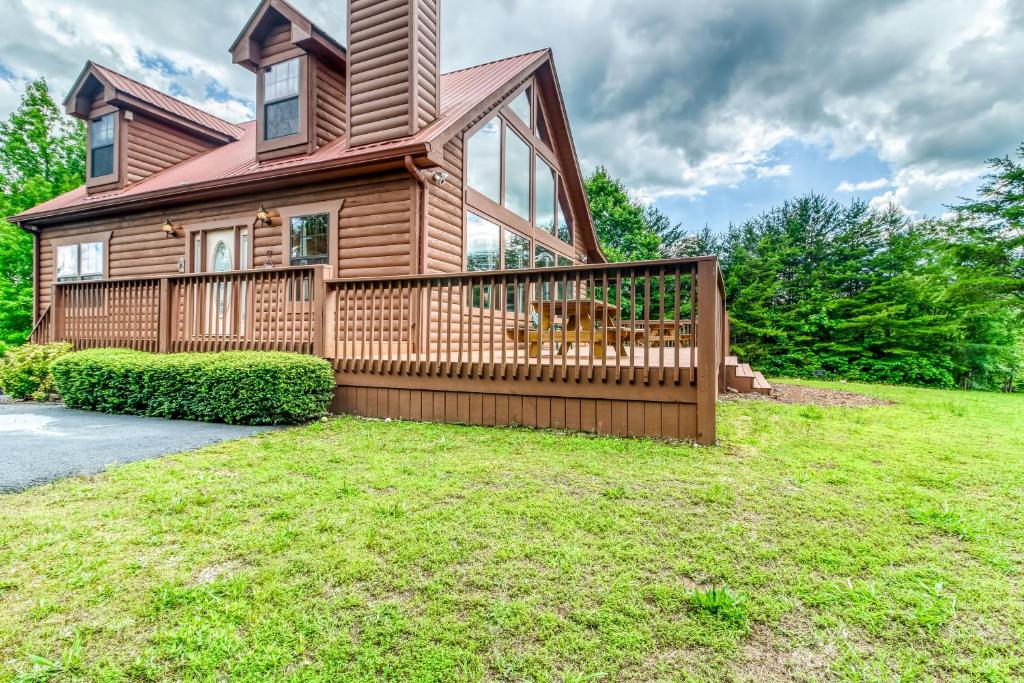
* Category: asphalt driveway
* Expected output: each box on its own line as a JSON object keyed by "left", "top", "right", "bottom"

{"left": 0, "top": 403, "right": 274, "bottom": 493}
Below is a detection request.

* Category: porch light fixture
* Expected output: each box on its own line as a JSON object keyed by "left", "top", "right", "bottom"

{"left": 162, "top": 218, "right": 180, "bottom": 238}
{"left": 256, "top": 205, "right": 272, "bottom": 226}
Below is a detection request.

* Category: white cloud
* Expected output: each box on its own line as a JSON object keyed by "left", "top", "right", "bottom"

{"left": 1, "top": 0, "right": 1021, "bottom": 219}
{"left": 836, "top": 178, "right": 891, "bottom": 192}
{"left": 756, "top": 164, "right": 792, "bottom": 179}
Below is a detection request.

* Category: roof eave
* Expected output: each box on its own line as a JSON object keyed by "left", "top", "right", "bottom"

{"left": 11, "top": 141, "right": 435, "bottom": 227}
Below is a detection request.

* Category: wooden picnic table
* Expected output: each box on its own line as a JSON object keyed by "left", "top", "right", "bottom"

{"left": 506, "top": 300, "right": 639, "bottom": 358}
{"left": 634, "top": 320, "right": 693, "bottom": 347}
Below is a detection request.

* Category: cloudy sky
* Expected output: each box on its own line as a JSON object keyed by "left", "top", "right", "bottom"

{"left": 1, "top": 0, "right": 1022, "bottom": 229}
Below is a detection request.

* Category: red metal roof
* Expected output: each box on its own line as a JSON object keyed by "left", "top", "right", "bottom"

{"left": 92, "top": 64, "right": 246, "bottom": 141}
{"left": 18, "top": 51, "right": 548, "bottom": 222}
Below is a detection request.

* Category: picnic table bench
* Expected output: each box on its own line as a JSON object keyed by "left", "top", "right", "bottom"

{"left": 505, "top": 300, "right": 642, "bottom": 358}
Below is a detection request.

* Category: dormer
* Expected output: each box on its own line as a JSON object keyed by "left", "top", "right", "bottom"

{"left": 64, "top": 62, "right": 244, "bottom": 195}
{"left": 231, "top": 0, "right": 348, "bottom": 162}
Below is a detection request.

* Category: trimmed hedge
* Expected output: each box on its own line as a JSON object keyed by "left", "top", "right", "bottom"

{"left": 0, "top": 342, "right": 73, "bottom": 400}
{"left": 51, "top": 349, "right": 335, "bottom": 425}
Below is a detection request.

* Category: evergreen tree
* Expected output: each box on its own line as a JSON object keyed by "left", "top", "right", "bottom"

{"left": 584, "top": 167, "right": 665, "bottom": 262}
{"left": 0, "top": 79, "right": 85, "bottom": 345}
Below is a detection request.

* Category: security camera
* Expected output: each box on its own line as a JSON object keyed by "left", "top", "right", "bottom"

{"left": 431, "top": 170, "right": 450, "bottom": 186}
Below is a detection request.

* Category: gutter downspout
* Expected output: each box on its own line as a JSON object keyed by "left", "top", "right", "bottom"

{"left": 404, "top": 155, "right": 429, "bottom": 275}
{"left": 32, "top": 227, "right": 40, "bottom": 324}
{"left": 404, "top": 155, "right": 430, "bottom": 356}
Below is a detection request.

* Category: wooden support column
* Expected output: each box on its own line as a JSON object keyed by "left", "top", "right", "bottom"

{"left": 720, "top": 310, "right": 730, "bottom": 390}
{"left": 51, "top": 284, "right": 65, "bottom": 343}
{"left": 157, "top": 278, "right": 172, "bottom": 354}
{"left": 311, "top": 266, "right": 328, "bottom": 358}
{"left": 695, "top": 259, "right": 720, "bottom": 445}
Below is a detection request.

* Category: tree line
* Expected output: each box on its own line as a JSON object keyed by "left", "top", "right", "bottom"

{"left": 585, "top": 165, "right": 1023, "bottom": 391}
{"left": 1, "top": 78, "right": 1021, "bottom": 389}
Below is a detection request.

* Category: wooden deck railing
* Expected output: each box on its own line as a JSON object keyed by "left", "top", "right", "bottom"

{"left": 325, "top": 257, "right": 724, "bottom": 387}
{"left": 34, "top": 258, "right": 726, "bottom": 441}
{"left": 28, "top": 305, "right": 52, "bottom": 345}
{"left": 45, "top": 265, "right": 329, "bottom": 356}
{"left": 37, "top": 258, "right": 725, "bottom": 387}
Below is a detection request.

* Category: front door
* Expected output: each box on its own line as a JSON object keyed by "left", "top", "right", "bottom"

{"left": 204, "top": 229, "right": 236, "bottom": 335}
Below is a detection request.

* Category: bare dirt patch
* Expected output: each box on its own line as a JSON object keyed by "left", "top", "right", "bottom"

{"left": 193, "top": 561, "right": 241, "bottom": 586}
{"left": 722, "top": 383, "right": 893, "bottom": 408}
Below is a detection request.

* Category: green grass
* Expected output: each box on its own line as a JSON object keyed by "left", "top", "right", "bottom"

{"left": 1, "top": 381, "right": 1023, "bottom": 681}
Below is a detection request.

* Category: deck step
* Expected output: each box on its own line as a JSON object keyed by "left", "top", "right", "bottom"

{"left": 751, "top": 372, "right": 772, "bottom": 395}
{"left": 721, "top": 355, "right": 772, "bottom": 396}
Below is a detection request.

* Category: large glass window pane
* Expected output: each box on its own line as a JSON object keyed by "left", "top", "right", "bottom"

{"left": 265, "top": 97, "right": 300, "bottom": 140}
{"left": 265, "top": 58, "right": 299, "bottom": 101}
{"left": 535, "top": 245, "right": 556, "bottom": 301}
{"left": 90, "top": 113, "right": 114, "bottom": 177}
{"left": 504, "top": 130, "right": 531, "bottom": 219}
{"left": 535, "top": 158, "right": 556, "bottom": 233}
{"left": 57, "top": 244, "right": 78, "bottom": 280}
{"left": 264, "top": 58, "right": 300, "bottom": 140}
{"left": 509, "top": 88, "right": 531, "bottom": 127}
{"left": 504, "top": 230, "right": 530, "bottom": 269}
{"left": 467, "top": 118, "right": 501, "bottom": 202}
{"left": 80, "top": 242, "right": 104, "bottom": 278}
{"left": 535, "top": 245, "right": 555, "bottom": 268}
{"left": 290, "top": 214, "right": 329, "bottom": 264}
{"left": 557, "top": 201, "right": 572, "bottom": 244}
{"left": 466, "top": 212, "right": 500, "bottom": 271}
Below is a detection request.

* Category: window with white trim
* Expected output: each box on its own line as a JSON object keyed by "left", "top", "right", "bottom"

{"left": 56, "top": 241, "right": 105, "bottom": 281}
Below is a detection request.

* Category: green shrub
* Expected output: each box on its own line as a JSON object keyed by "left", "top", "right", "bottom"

{"left": 51, "top": 349, "right": 335, "bottom": 425}
{"left": 0, "top": 342, "right": 73, "bottom": 400}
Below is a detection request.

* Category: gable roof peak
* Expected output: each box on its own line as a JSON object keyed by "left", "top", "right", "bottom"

{"left": 63, "top": 61, "right": 246, "bottom": 143}
{"left": 231, "top": 0, "right": 346, "bottom": 72}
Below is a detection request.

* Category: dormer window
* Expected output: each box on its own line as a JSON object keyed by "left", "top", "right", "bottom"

{"left": 264, "top": 58, "right": 300, "bottom": 141}
{"left": 89, "top": 113, "right": 115, "bottom": 178}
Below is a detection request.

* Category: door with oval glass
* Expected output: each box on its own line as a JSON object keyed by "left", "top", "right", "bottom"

{"left": 202, "top": 229, "right": 243, "bottom": 336}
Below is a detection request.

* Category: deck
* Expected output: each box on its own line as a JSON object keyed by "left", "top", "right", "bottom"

{"left": 31, "top": 257, "right": 727, "bottom": 442}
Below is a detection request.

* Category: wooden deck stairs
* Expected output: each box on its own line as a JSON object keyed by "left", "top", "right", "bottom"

{"left": 724, "top": 356, "right": 772, "bottom": 396}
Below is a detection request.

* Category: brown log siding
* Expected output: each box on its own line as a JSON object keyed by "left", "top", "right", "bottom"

{"left": 124, "top": 113, "right": 216, "bottom": 185}
{"left": 39, "top": 173, "right": 417, "bottom": 309}
{"left": 425, "top": 133, "right": 465, "bottom": 273}
{"left": 314, "top": 58, "right": 347, "bottom": 147}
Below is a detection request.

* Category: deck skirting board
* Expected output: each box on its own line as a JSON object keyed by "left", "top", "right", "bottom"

{"left": 333, "top": 378, "right": 702, "bottom": 442}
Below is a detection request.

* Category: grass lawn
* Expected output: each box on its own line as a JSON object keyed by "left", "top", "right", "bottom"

{"left": 1, "top": 382, "right": 1023, "bottom": 682}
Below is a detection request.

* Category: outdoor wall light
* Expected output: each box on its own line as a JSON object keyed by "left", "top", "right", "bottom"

{"left": 256, "top": 205, "right": 272, "bottom": 226}
{"left": 162, "top": 218, "right": 181, "bottom": 238}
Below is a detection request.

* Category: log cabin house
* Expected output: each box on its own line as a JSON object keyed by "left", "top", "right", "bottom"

{"left": 13, "top": 0, "right": 769, "bottom": 443}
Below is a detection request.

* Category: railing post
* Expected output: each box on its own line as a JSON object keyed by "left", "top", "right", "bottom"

{"left": 51, "top": 284, "right": 65, "bottom": 343}
{"left": 158, "top": 278, "right": 172, "bottom": 354}
{"left": 695, "top": 259, "right": 720, "bottom": 445}
{"left": 311, "top": 266, "right": 328, "bottom": 358}
{"left": 720, "top": 310, "right": 730, "bottom": 389}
